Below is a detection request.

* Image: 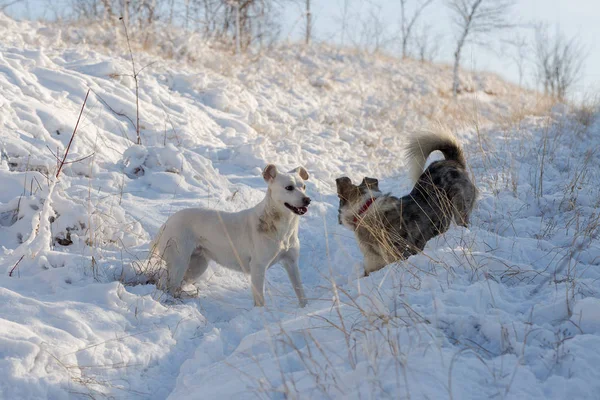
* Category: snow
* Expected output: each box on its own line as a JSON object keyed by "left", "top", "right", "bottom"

{"left": 1, "top": 14, "right": 599, "bottom": 400}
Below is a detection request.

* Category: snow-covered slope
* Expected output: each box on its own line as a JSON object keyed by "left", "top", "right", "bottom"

{"left": 1, "top": 14, "right": 599, "bottom": 399}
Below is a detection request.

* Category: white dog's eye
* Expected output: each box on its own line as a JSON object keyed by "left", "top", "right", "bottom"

{"left": 285, "top": 185, "right": 294, "bottom": 191}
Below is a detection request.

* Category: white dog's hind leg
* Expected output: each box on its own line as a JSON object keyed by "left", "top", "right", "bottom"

{"left": 162, "top": 237, "right": 193, "bottom": 296}
{"left": 281, "top": 251, "right": 307, "bottom": 307}
{"left": 184, "top": 248, "right": 209, "bottom": 282}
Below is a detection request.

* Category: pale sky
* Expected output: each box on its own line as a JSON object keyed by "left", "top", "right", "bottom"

{"left": 6, "top": 0, "right": 599, "bottom": 100}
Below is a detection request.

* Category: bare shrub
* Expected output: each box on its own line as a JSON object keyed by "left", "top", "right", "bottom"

{"left": 399, "top": 0, "right": 434, "bottom": 59}
{"left": 413, "top": 23, "right": 441, "bottom": 63}
{"left": 533, "top": 23, "right": 587, "bottom": 101}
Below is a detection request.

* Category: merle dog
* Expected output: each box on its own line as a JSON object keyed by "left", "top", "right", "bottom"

{"left": 336, "top": 130, "right": 477, "bottom": 275}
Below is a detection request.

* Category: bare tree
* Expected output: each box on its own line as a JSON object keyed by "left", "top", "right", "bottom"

{"left": 100, "top": 0, "right": 115, "bottom": 19}
{"left": 305, "top": 0, "right": 311, "bottom": 45}
{"left": 353, "top": 2, "right": 395, "bottom": 54}
{"left": 70, "top": 0, "right": 161, "bottom": 26}
{"left": 284, "top": 0, "right": 312, "bottom": 46}
{"left": 43, "top": 0, "right": 71, "bottom": 20}
{"left": 533, "top": 24, "right": 587, "bottom": 101}
{"left": 218, "top": 0, "right": 282, "bottom": 51}
{"left": 413, "top": 23, "right": 441, "bottom": 63}
{"left": 446, "top": 0, "right": 515, "bottom": 97}
{"left": 339, "top": 0, "right": 352, "bottom": 46}
{"left": 399, "top": 0, "right": 434, "bottom": 59}
{"left": 503, "top": 33, "right": 529, "bottom": 88}
{"left": 70, "top": 0, "right": 103, "bottom": 19}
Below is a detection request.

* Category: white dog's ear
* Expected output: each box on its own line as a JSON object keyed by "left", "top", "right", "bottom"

{"left": 289, "top": 166, "right": 309, "bottom": 181}
{"left": 263, "top": 164, "right": 278, "bottom": 182}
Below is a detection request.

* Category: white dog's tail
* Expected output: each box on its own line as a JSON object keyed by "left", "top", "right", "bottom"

{"left": 405, "top": 129, "right": 467, "bottom": 183}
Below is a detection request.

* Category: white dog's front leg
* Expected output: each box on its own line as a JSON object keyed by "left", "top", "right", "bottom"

{"left": 249, "top": 260, "right": 267, "bottom": 307}
{"left": 281, "top": 249, "right": 307, "bottom": 307}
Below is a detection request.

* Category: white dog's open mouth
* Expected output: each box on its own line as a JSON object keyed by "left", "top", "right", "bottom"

{"left": 285, "top": 203, "right": 308, "bottom": 215}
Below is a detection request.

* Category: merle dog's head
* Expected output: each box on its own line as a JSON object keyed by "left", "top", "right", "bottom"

{"left": 263, "top": 164, "right": 311, "bottom": 216}
{"left": 335, "top": 176, "right": 380, "bottom": 227}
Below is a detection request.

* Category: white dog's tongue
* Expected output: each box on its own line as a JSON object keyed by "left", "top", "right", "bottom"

{"left": 286, "top": 203, "right": 308, "bottom": 215}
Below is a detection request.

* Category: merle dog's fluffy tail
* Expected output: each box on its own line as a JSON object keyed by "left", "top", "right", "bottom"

{"left": 406, "top": 129, "right": 467, "bottom": 183}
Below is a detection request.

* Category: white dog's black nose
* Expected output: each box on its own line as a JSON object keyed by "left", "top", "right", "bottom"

{"left": 303, "top": 197, "right": 311, "bottom": 206}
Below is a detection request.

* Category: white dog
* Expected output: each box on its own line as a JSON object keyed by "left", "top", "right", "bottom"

{"left": 151, "top": 164, "right": 311, "bottom": 307}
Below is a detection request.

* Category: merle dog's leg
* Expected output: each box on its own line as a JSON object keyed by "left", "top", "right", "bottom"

{"left": 361, "top": 243, "right": 386, "bottom": 276}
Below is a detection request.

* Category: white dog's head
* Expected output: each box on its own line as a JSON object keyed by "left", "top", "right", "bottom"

{"left": 263, "top": 164, "right": 311, "bottom": 216}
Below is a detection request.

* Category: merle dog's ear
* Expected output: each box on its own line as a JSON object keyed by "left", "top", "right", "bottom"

{"left": 289, "top": 166, "right": 309, "bottom": 180}
{"left": 336, "top": 177, "right": 353, "bottom": 197}
{"left": 360, "top": 177, "right": 379, "bottom": 191}
{"left": 263, "top": 164, "right": 278, "bottom": 182}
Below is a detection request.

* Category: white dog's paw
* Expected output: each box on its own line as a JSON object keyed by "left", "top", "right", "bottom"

{"left": 253, "top": 298, "right": 265, "bottom": 307}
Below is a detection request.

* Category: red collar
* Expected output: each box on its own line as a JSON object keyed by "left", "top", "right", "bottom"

{"left": 352, "top": 197, "right": 375, "bottom": 227}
